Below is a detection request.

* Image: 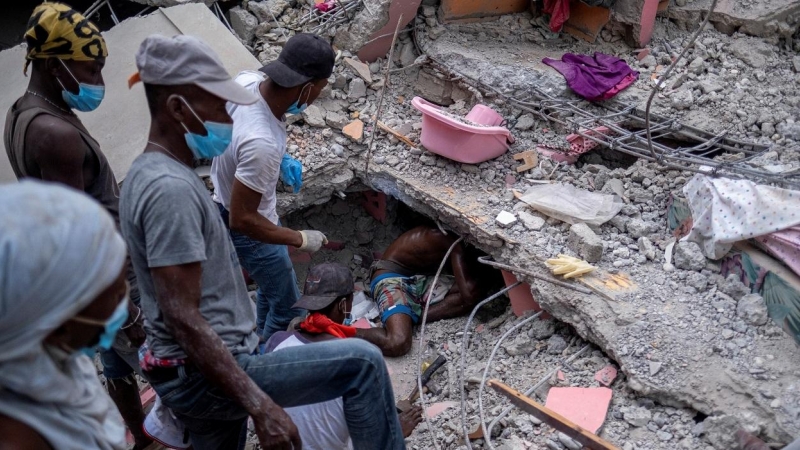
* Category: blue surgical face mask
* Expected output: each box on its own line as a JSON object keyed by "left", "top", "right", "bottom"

{"left": 72, "top": 297, "right": 130, "bottom": 356}
{"left": 286, "top": 83, "right": 312, "bottom": 115}
{"left": 57, "top": 59, "right": 105, "bottom": 112}
{"left": 178, "top": 96, "right": 233, "bottom": 159}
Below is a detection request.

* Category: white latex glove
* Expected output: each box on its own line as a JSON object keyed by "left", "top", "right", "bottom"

{"left": 298, "top": 230, "right": 328, "bottom": 252}
{"left": 545, "top": 254, "right": 596, "bottom": 279}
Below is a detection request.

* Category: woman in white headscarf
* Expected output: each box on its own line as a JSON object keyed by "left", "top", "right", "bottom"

{"left": 0, "top": 181, "right": 129, "bottom": 450}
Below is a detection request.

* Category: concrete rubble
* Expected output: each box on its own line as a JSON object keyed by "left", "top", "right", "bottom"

{"left": 217, "top": 1, "right": 800, "bottom": 448}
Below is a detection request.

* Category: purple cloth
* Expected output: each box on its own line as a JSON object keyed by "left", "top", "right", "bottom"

{"left": 543, "top": 53, "right": 638, "bottom": 102}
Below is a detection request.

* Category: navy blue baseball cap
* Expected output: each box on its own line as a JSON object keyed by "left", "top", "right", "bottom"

{"left": 260, "top": 33, "right": 336, "bottom": 88}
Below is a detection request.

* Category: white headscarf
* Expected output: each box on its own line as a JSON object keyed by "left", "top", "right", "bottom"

{"left": 0, "top": 181, "right": 127, "bottom": 450}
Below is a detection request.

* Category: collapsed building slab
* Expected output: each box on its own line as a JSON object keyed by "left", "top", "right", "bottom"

{"left": 666, "top": 0, "right": 800, "bottom": 38}
{"left": 0, "top": 3, "right": 260, "bottom": 185}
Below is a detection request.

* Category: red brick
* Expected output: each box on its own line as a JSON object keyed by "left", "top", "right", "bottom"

{"left": 361, "top": 191, "right": 388, "bottom": 224}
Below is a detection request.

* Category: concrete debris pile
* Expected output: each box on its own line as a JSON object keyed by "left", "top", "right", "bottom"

{"left": 218, "top": 1, "right": 800, "bottom": 448}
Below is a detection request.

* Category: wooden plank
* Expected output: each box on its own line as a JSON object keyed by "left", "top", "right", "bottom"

{"left": 377, "top": 120, "right": 417, "bottom": 148}
{"left": 488, "top": 380, "right": 620, "bottom": 450}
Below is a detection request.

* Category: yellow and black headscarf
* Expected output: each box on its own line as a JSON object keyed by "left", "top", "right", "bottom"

{"left": 24, "top": 2, "right": 108, "bottom": 75}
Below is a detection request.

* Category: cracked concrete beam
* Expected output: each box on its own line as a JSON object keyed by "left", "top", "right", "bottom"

{"left": 353, "top": 161, "right": 799, "bottom": 444}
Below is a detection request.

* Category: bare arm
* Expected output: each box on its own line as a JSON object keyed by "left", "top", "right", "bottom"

{"left": 356, "top": 314, "right": 414, "bottom": 357}
{"left": 0, "top": 414, "right": 52, "bottom": 450}
{"left": 26, "top": 115, "right": 87, "bottom": 190}
{"left": 228, "top": 178, "right": 303, "bottom": 247}
{"left": 151, "top": 263, "right": 300, "bottom": 449}
{"left": 426, "top": 244, "right": 480, "bottom": 322}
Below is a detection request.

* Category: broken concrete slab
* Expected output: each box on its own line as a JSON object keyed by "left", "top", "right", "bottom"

{"left": 666, "top": 0, "right": 800, "bottom": 39}
{"left": 356, "top": 0, "right": 421, "bottom": 63}
{"left": 344, "top": 57, "right": 373, "bottom": 84}
{"left": 0, "top": 3, "right": 260, "bottom": 184}
{"left": 364, "top": 166, "right": 799, "bottom": 444}
{"left": 229, "top": 6, "right": 258, "bottom": 43}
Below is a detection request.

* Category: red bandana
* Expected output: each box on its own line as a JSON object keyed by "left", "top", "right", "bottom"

{"left": 299, "top": 312, "right": 357, "bottom": 339}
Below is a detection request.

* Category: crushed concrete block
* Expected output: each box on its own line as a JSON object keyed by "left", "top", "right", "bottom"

{"left": 515, "top": 114, "right": 536, "bottom": 131}
{"left": 626, "top": 218, "right": 658, "bottom": 239}
{"left": 518, "top": 210, "right": 545, "bottom": 231}
{"left": 333, "top": 0, "right": 394, "bottom": 54}
{"left": 737, "top": 293, "right": 769, "bottom": 326}
{"left": 344, "top": 58, "right": 373, "bottom": 83}
{"left": 248, "top": 0, "right": 290, "bottom": 23}
{"left": 721, "top": 274, "right": 750, "bottom": 300}
{"left": 496, "top": 211, "right": 517, "bottom": 228}
{"left": 415, "top": 69, "right": 454, "bottom": 106}
{"left": 547, "top": 334, "right": 568, "bottom": 354}
{"left": 348, "top": 78, "right": 368, "bottom": 99}
{"left": 568, "top": 223, "right": 603, "bottom": 263}
{"left": 527, "top": 318, "right": 555, "bottom": 340}
{"left": 701, "top": 415, "right": 741, "bottom": 449}
{"left": 728, "top": 39, "right": 772, "bottom": 68}
{"left": 342, "top": 119, "right": 364, "bottom": 142}
{"left": 671, "top": 89, "right": 694, "bottom": 110}
{"left": 624, "top": 407, "right": 652, "bottom": 427}
{"left": 637, "top": 236, "right": 656, "bottom": 261}
{"left": 674, "top": 241, "right": 706, "bottom": 271}
{"left": 302, "top": 105, "right": 327, "bottom": 128}
{"left": 325, "top": 110, "right": 349, "bottom": 129}
{"left": 397, "top": 42, "right": 416, "bottom": 67}
{"left": 558, "top": 432, "right": 582, "bottom": 450}
{"left": 229, "top": 6, "right": 258, "bottom": 43}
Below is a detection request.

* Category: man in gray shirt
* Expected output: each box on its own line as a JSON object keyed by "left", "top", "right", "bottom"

{"left": 121, "top": 35, "right": 404, "bottom": 450}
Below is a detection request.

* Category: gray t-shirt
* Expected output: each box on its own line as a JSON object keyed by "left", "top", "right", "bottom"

{"left": 120, "top": 152, "right": 257, "bottom": 360}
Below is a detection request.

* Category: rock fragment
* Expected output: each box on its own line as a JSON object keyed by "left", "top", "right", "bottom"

{"left": 229, "top": 7, "right": 257, "bottom": 43}
{"left": 624, "top": 407, "right": 652, "bottom": 427}
{"left": 637, "top": 237, "right": 656, "bottom": 261}
{"left": 342, "top": 119, "right": 364, "bottom": 142}
{"left": 673, "top": 241, "right": 706, "bottom": 271}
{"left": 737, "top": 293, "right": 769, "bottom": 326}
{"left": 496, "top": 211, "right": 517, "bottom": 228}
{"left": 567, "top": 223, "right": 603, "bottom": 263}
{"left": 348, "top": 78, "right": 367, "bottom": 99}
{"left": 547, "top": 334, "right": 568, "bottom": 354}
{"left": 302, "top": 105, "right": 327, "bottom": 128}
{"left": 518, "top": 210, "right": 546, "bottom": 231}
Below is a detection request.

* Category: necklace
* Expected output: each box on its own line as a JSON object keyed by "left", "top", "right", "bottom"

{"left": 147, "top": 140, "right": 184, "bottom": 163}
{"left": 26, "top": 90, "right": 72, "bottom": 115}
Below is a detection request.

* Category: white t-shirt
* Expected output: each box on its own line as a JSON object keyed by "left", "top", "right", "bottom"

{"left": 211, "top": 70, "right": 287, "bottom": 225}
{"left": 271, "top": 332, "right": 353, "bottom": 450}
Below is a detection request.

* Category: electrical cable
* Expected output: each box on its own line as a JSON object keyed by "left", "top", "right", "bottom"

{"left": 414, "top": 235, "right": 464, "bottom": 450}
{"left": 458, "top": 281, "right": 522, "bottom": 450}
{"left": 478, "top": 311, "right": 543, "bottom": 450}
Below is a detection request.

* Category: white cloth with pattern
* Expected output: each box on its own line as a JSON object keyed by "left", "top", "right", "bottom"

{"left": 683, "top": 174, "right": 800, "bottom": 259}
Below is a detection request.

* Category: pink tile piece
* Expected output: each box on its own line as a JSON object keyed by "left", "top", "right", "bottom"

{"left": 594, "top": 365, "right": 618, "bottom": 387}
{"left": 352, "top": 318, "right": 372, "bottom": 329}
{"left": 557, "top": 370, "right": 566, "bottom": 381}
{"left": 544, "top": 387, "right": 612, "bottom": 434}
{"left": 426, "top": 401, "right": 457, "bottom": 419}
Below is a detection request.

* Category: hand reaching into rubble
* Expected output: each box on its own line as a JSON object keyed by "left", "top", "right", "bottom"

{"left": 280, "top": 154, "right": 303, "bottom": 193}
{"left": 546, "top": 254, "right": 596, "bottom": 279}
{"left": 298, "top": 230, "right": 328, "bottom": 252}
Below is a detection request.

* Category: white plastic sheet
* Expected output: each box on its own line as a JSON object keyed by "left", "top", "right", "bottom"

{"left": 520, "top": 183, "right": 623, "bottom": 226}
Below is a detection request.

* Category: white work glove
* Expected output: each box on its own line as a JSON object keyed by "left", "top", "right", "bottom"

{"left": 298, "top": 230, "right": 328, "bottom": 252}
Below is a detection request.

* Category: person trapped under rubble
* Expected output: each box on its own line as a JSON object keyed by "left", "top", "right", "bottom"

{"left": 121, "top": 34, "right": 406, "bottom": 450}
{"left": 265, "top": 262, "right": 424, "bottom": 450}
{"left": 357, "top": 225, "right": 502, "bottom": 356}
{"left": 211, "top": 32, "right": 335, "bottom": 343}
{"left": 2, "top": 3, "right": 153, "bottom": 448}
{"left": 0, "top": 181, "right": 133, "bottom": 450}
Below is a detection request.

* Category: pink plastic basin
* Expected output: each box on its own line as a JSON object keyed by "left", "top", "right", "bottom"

{"left": 412, "top": 97, "right": 514, "bottom": 164}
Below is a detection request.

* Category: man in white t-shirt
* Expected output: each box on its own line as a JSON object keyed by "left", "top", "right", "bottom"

{"left": 265, "top": 263, "right": 424, "bottom": 450}
{"left": 211, "top": 33, "right": 335, "bottom": 341}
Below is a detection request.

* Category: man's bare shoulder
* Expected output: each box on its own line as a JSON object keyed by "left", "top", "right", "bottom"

{"left": 0, "top": 414, "right": 51, "bottom": 450}
{"left": 25, "top": 114, "right": 86, "bottom": 166}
